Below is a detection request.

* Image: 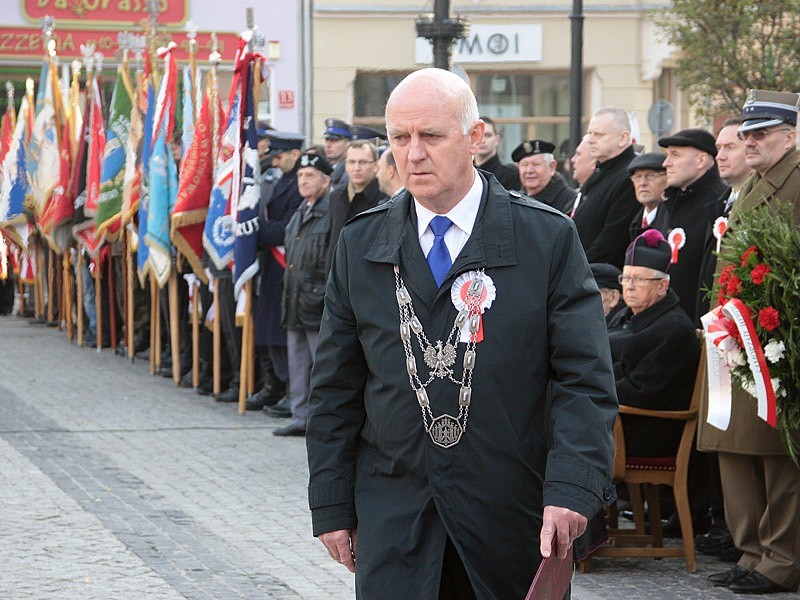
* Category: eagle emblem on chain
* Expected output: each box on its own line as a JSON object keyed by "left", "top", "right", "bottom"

{"left": 423, "top": 341, "right": 457, "bottom": 378}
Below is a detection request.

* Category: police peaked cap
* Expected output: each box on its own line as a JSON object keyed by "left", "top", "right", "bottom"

{"left": 324, "top": 118, "right": 353, "bottom": 140}
{"left": 350, "top": 124, "right": 388, "bottom": 142}
{"left": 266, "top": 130, "right": 305, "bottom": 153}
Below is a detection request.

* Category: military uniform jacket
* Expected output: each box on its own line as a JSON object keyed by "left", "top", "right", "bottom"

{"left": 608, "top": 289, "right": 700, "bottom": 457}
{"left": 573, "top": 146, "right": 640, "bottom": 268}
{"left": 698, "top": 148, "right": 800, "bottom": 455}
{"left": 659, "top": 167, "right": 727, "bottom": 323}
{"left": 282, "top": 192, "right": 331, "bottom": 331}
{"left": 306, "top": 174, "right": 617, "bottom": 599}
{"left": 529, "top": 172, "right": 578, "bottom": 215}
{"left": 255, "top": 166, "right": 303, "bottom": 346}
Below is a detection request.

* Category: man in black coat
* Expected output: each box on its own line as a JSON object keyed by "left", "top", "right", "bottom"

{"left": 627, "top": 152, "right": 670, "bottom": 240}
{"left": 658, "top": 129, "right": 727, "bottom": 323}
{"left": 306, "top": 67, "right": 617, "bottom": 599}
{"left": 326, "top": 139, "right": 386, "bottom": 269}
{"left": 573, "top": 107, "right": 640, "bottom": 268}
{"left": 512, "top": 139, "right": 577, "bottom": 214}
{"left": 474, "top": 116, "right": 520, "bottom": 190}
{"left": 247, "top": 131, "right": 305, "bottom": 411}
{"left": 608, "top": 230, "right": 700, "bottom": 457}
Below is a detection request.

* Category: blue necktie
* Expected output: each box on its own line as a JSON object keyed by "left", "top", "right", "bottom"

{"left": 427, "top": 216, "right": 453, "bottom": 287}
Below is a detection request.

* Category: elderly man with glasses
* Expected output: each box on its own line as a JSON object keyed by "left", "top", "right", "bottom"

{"left": 607, "top": 229, "right": 700, "bottom": 460}
{"left": 627, "top": 152, "right": 670, "bottom": 240}
{"left": 699, "top": 90, "right": 800, "bottom": 596}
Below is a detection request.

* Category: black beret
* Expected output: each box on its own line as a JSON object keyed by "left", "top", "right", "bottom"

{"left": 658, "top": 128, "right": 717, "bottom": 157}
{"left": 511, "top": 139, "right": 556, "bottom": 163}
{"left": 297, "top": 151, "right": 332, "bottom": 176}
{"left": 590, "top": 262, "right": 622, "bottom": 292}
{"left": 627, "top": 152, "right": 666, "bottom": 175}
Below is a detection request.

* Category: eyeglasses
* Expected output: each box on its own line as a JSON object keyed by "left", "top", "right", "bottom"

{"left": 618, "top": 275, "right": 664, "bottom": 286}
{"left": 630, "top": 172, "right": 666, "bottom": 183}
{"left": 345, "top": 159, "right": 376, "bottom": 168}
{"left": 737, "top": 127, "right": 792, "bottom": 142}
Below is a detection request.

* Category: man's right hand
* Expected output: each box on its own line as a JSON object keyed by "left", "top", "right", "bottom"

{"left": 319, "top": 529, "right": 357, "bottom": 573}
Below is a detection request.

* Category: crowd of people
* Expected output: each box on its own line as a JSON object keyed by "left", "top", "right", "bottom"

{"left": 2, "top": 67, "right": 799, "bottom": 598}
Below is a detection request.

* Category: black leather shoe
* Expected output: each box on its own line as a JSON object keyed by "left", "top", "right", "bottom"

{"left": 179, "top": 371, "right": 194, "bottom": 388}
{"left": 273, "top": 424, "right": 305, "bottom": 437}
{"left": 709, "top": 565, "right": 751, "bottom": 587}
{"left": 196, "top": 380, "right": 213, "bottom": 396}
{"left": 729, "top": 571, "right": 788, "bottom": 594}
{"left": 696, "top": 527, "right": 743, "bottom": 562}
{"left": 266, "top": 396, "right": 291, "bottom": 418}
{"left": 245, "top": 394, "right": 269, "bottom": 411}
{"left": 214, "top": 386, "right": 240, "bottom": 403}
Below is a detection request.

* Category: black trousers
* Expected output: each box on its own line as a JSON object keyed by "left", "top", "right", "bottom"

{"left": 439, "top": 537, "right": 476, "bottom": 600}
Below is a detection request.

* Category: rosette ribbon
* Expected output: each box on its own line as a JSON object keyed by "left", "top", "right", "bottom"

{"left": 667, "top": 227, "right": 685, "bottom": 264}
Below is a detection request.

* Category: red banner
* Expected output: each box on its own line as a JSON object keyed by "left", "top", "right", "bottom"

{"left": 0, "top": 27, "right": 239, "bottom": 61}
{"left": 22, "top": 0, "right": 188, "bottom": 28}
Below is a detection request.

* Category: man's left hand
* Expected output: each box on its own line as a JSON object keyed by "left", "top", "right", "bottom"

{"left": 540, "top": 505, "right": 587, "bottom": 559}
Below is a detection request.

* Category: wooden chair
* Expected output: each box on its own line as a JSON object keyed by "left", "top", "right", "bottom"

{"left": 580, "top": 333, "right": 706, "bottom": 574}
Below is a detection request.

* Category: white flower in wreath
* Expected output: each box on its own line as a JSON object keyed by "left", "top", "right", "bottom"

{"left": 764, "top": 340, "right": 786, "bottom": 364}
{"left": 727, "top": 346, "right": 747, "bottom": 367}
{"left": 740, "top": 377, "right": 758, "bottom": 399}
{"left": 771, "top": 377, "right": 788, "bottom": 398}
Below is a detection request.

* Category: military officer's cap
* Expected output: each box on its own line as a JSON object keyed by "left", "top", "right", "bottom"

{"left": 265, "top": 130, "right": 305, "bottom": 155}
{"left": 351, "top": 124, "right": 388, "bottom": 142}
{"left": 511, "top": 139, "right": 556, "bottom": 163}
{"left": 739, "top": 89, "right": 800, "bottom": 133}
{"left": 323, "top": 118, "right": 353, "bottom": 140}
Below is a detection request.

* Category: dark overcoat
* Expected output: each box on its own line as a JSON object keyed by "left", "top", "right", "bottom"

{"left": 327, "top": 177, "right": 386, "bottom": 270}
{"left": 628, "top": 203, "right": 670, "bottom": 241}
{"left": 698, "top": 148, "right": 800, "bottom": 456}
{"left": 659, "top": 167, "right": 727, "bottom": 323}
{"left": 573, "top": 146, "right": 640, "bottom": 268}
{"left": 529, "top": 172, "right": 578, "bottom": 215}
{"left": 254, "top": 165, "right": 303, "bottom": 346}
{"left": 607, "top": 289, "right": 700, "bottom": 457}
{"left": 306, "top": 174, "right": 617, "bottom": 598}
{"left": 476, "top": 154, "right": 520, "bottom": 190}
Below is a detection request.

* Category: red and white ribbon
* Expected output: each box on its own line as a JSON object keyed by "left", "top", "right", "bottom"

{"left": 701, "top": 307, "right": 733, "bottom": 430}
{"left": 723, "top": 298, "right": 777, "bottom": 427}
{"left": 451, "top": 271, "right": 496, "bottom": 343}
{"left": 667, "top": 227, "right": 686, "bottom": 264}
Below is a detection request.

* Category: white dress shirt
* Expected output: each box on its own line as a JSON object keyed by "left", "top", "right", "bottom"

{"left": 414, "top": 169, "right": 483, "bottom": 262}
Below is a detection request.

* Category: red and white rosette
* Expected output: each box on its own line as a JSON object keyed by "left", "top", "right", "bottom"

{"left": 451, "top": 271, "right": 496, "bottom": 343}
{"left": 713, "top": 216, "right": 728, "bottom": 254}
{"left": 667, "top": 227, "right": 686, "bottom": 264}
{"left": 701, "top": 300, "right": 778, "bottom": 430}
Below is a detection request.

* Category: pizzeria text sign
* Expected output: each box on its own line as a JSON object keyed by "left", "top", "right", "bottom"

{"left": 22, "top": 0, "right": 188, "bottom": 28}
{"left": 0, "top": 26, "right": 239, "bottom": 61}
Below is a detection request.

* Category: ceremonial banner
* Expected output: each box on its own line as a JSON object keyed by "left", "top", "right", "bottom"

{"left": 0, "top": 96, "right": 31, "bottom": 247}
{"left": 181, "top": 65, "right": 201, "bottom": 158}
{"left": 121, "top": 71, "right": 145, "bottom": 227}
{"left": 83, "top": 77, "right": 105, "bottom": 217}
{"left": 95, "top": 66, "right": 134, "bottom": 240}
{"left": 203, "top": 53, "right": 243, "bottom": 270}
{"left": 145, "top": 43, "right": 179, "bottom": 288}
{"left": 233, "top": 60, "right": 261, "bottom": 297}
{"left": 40, "top": 121, "right": 73, "bottom": 252}
{"left": 172, "top": 88, "right": 214, "bottom": 282}
{"left": 136, "top": 81, "right": 156, "bottom": 286}
{"left": 26, "top": 62, "right": 61, "bottom": 220}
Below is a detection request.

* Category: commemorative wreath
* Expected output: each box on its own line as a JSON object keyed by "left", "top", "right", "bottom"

{"left": 707, "top": 205, "right": 800, "bottom": 464}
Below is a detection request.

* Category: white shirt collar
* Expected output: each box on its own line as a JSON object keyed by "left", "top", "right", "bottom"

{"left": 414, "top": 169, "right": 482, "bottom": 241}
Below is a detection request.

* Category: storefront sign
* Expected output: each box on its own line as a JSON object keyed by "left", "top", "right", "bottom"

{"left": 0, "top": 26, "right": 239, "bottom": 61}
{"left": 278, "top": 90, "right": 294, "bottom": 109}
{"left": 21, "top": 0, "right": 188, "bottom": 28}
{"left": 415, "top": 24, "right": 543, "bottom": 64}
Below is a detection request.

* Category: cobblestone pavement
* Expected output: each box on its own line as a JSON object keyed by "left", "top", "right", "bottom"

{"left": 1, "top": 316, "right": 797, "bottom": 599}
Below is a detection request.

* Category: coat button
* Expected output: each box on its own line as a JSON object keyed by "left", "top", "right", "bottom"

{"left": 603, "top": 487, "right": 612, "bottom": 500}
{"left": 288, "top": 264, "right": 294, "bottom": 269}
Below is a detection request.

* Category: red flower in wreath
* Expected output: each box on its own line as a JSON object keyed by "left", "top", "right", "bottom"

{"left": 751, "top": 263, "right": 771, "bottom": 285}
{"left": 741, "top": 245, "right": 759, "bottom": 266}
{"left": 726, "top": 275, "right": 743, "bottom": 296}
{"left": 719, "top": 265, "right": 735, "bottom": 285}
{"left": 758, "top": 307, "right": 781, "bottom": 331}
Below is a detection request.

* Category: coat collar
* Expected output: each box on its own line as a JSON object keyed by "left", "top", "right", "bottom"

{"left": 612, "top": 288, "right": 681, "bottom": 332}
{"left": 363, "top": 172, "right": 518, "bottom": 306}
{"left": 733, "top": 148, "right": 800, "bottom": 219}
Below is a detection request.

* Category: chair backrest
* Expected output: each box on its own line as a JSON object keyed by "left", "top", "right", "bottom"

{"left": 673, "top": 332, "right": 706, "bottom": 478}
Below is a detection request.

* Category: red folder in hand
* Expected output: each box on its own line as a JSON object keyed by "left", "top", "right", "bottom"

{"left": 524, "top": 540, "right": 574, "bottom": 600}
